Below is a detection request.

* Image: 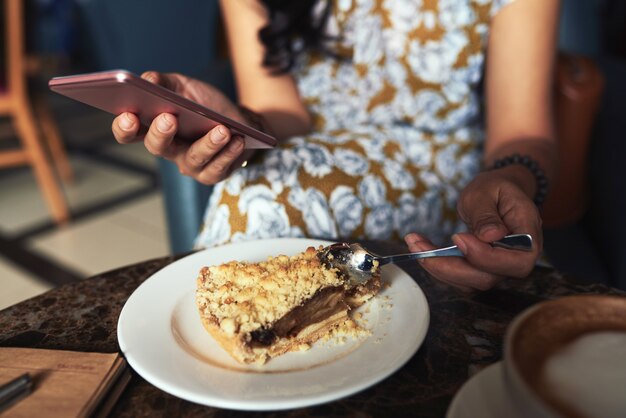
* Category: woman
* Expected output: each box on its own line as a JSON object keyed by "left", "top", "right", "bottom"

{"left": 112, "top": 0, "right": 560, "bottom": 291}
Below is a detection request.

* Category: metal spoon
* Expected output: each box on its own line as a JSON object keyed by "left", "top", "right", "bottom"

{"left": 319, "top": 234, "right": 533, "bottom": 283}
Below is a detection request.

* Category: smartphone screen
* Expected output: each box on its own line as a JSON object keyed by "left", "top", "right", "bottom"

{"left": 48, "top": 70, "right": 277, "bottom": 149}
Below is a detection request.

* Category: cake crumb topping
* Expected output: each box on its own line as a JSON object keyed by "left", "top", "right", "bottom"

{"left": 196, "top": 246, "right": 345, "bottom": 335}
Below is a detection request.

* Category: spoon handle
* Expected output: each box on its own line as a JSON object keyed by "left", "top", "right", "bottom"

{"left": 379, "top": 234, "right": 533, "bottom": 265}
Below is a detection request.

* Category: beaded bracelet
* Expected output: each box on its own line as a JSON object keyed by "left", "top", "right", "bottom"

{"left": 490, "top": 153, "right": 549, "bottom": 205}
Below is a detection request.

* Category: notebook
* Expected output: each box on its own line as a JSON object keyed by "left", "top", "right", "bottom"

{"left": 0, "top": 347, "right": 130, "bottom": 418}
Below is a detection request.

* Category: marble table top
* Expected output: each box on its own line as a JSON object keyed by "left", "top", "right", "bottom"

{"left": 1, "top": 240, "right": 623, "bottom": 417}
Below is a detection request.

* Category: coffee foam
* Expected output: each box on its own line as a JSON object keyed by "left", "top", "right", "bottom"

{"left": 542, "top": 331, "right": 626, "bottom": 418}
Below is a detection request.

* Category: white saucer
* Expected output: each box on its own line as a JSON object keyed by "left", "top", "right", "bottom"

{"left": 446, "top": 362, "right": 525, "bottom": 418}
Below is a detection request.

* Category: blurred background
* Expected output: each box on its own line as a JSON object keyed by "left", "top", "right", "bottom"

{"left": 1, "top": 0, "right": 625, "bottom": 310}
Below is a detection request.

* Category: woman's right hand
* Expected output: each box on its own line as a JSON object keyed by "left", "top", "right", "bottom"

{"left": 111, "top": 71, "right": 250, "bottom": 185}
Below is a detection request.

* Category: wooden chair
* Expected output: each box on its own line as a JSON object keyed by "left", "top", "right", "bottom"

{"left": 0, "top": 0, "right": 72, "bottom": 224}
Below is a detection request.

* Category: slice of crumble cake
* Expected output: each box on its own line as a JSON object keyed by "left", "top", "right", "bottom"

{"left": 195, "top": 246, "right": 381, "bottom": 364}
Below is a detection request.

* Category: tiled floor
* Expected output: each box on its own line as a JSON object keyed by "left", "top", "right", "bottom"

{"left": 0, "top": 92, "right": 170, "bottom": 310}
{"left": 0, "top": 255, "right": 52, "bottom": 307}
{"left": 27, "top": 192, "right": 168, "bottom": 277}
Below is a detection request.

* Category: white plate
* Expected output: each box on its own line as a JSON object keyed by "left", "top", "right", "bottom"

{"left": 118, "top": 238, "right": 429, "bottom": 411}
{"left": 446, "top": 362, "right": 525, "bottom": 418}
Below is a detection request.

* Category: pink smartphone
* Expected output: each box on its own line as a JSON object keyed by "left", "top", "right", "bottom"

{"left": 48, "top": 69, "right": 277, "bottom": 149}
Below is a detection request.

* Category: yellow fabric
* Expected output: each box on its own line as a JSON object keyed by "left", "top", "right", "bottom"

{"left": 196, "top": 0, "right": 513, "bottom": 248}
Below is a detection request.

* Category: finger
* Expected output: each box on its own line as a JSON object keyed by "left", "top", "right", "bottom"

{"left": 195, "top": 136, "right": 245, "bottom": 184}
{"left": 144, "top": 113, "right": 182, "bottom": 159}
{"left": 458, "top": 195, "right": 509, "bottom": 242}
{"left": 141, "top": 70, "right": 161, "bottom": 85}
{"left": 499, "top": 199, "right": 544, "bottom": 250}
{"left": 404, "top": 233, "right": 436, "bottom": 255}
{"left": 112, "top": 112, "right": 142, "bottom": 144}
{"left": 141, "top": 71, "right": 185, "bottom": 93}
{"left": 483, "top": 195, "right": 543, "bottom": 259}
{"left": 404, "top": 234, "right": 497, "bottom": 291}
{"left": 452, "top": 232, "right": 537, "bottom": 279}
{"left": 421, "top": 253, "right": 502, "bottom": 291}
{"left": 181, "top": 125, "right": 230, "bottom": 174}
{"left": 233, "top": 148, "right": 257, "bottom": 169}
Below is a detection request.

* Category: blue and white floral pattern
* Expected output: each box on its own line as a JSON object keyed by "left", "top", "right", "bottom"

{"left": 195, "top": 0, "right": 514, "bottom": 248}
{"left": 329, "top": 185, "right": 364, "bottom": 236}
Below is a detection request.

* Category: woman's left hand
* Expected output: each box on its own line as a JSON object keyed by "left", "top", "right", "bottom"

{"left": 404, "top": 167, "right": 543, "bottom": 291}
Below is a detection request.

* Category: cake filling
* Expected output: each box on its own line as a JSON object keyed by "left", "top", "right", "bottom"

{"left": 250, "top": 286, "right": 347, "bottom": 347}
{"left": 196, "top": 246, "right": 381, "bottom": 364}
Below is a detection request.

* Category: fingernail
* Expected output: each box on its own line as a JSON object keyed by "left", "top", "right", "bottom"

{"left": 157, "top": 114, "right": 173, "bottom": 133}
{"left": 143, "top": 72, "right": 157, "bottom": 83}
{"left": 452, "top": 234, "right": 467, "bottom": 254}
{"left": 211, "top": 126, "right": 227, "bottom": 144}
{"left": 119, "top": 113, "right": 134, "bottom": 131}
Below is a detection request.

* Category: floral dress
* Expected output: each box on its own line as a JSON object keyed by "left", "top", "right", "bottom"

{"left": 196, "top": 0, "right": 514, "bottom": 248}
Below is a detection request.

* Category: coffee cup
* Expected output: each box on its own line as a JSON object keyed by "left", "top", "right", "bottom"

{"left": 502, "top": 295, "right": 626, "bottom": 418}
